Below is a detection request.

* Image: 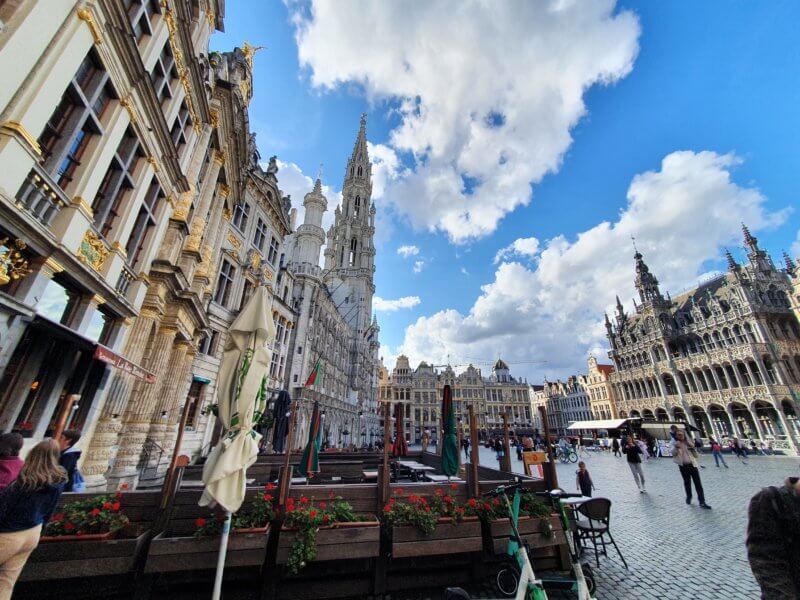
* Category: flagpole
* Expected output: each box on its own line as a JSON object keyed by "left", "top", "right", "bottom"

{"left": 211, "top": 511, "right": 232, "bottom": 600}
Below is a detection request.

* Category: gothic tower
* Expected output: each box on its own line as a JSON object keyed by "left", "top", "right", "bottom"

{"left": 292, "top": 178, "right": 327, "bottom": 267}
{"left": 323, "top": 114, "right": 377, "bottom": 334}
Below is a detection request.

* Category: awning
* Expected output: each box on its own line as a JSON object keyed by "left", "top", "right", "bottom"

{"left": 640, "top": 421, "right": 701, "bottom": 435}
{"left": 567, "top": 418, "right": 630, "bottom": 430}
{"left": 29, "top": 315, "right": 155, "bottom": 383}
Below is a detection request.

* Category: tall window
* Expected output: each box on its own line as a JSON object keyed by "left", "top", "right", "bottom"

{"left": 170, "top": 101, "right": 192, "bottom": 153}
{"left": 354, "top": 195, "right": 360, "bottom": 216}
{"left": 253, "top": 218, "right": 267, "bottom": 252}
{"left": 126, "top": 176, "right": 163, "bottom": 268}
{"left": 232, "top": 202, "right": 250, "bottom": 232}
{"left": 213, "top": 260, "right": 235, "bottom": 306}
{"left": 267, "top": 236, "right": 279, "bottom": 265}
{"left": 151, "top": 41, "right": 177, "bottom": 105}
{"left": 199, "top": 330, "right": 219, "bottom": 356}
{"left": 93, "top": 127, "right": 142, "bottom": 237}
{"left": 124, "top": 0, "right": 161, "bottom": 42}
{"left": 36, "top": 50, "right": 115, "bottom": 190}
{"left": 349, "top": 238, "right": 357, "bottom": 266}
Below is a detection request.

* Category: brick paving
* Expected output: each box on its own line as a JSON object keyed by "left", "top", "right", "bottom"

{"left": 392, "top": 447, "right": 799, "bottom": 599}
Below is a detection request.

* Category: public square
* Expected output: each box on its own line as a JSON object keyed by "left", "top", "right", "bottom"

{"left": 476, "top": 446, "right": 799, "bottom": 599}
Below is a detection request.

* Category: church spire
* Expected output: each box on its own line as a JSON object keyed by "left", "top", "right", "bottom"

{"left": 725, "top": 248, "right": 738, "bottom": 271}
{"left": 345, "top": 113, "right": 371, "bottom": 185}
{"left": 784, "top": 251, "right": 796, "bottom": 275}
{"left": 742, "top": 222, "right": 759, "bottom": 253}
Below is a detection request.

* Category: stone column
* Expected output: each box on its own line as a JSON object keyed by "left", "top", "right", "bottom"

{"left": 183, "top": 150, "right": 224, "bottom": 254}
{"left": 773, "top": 406, "right": 800, "bottom": 454}
{"left": 726, "top": 405, "right": 742, "bottom": 437}
{"left": 108, "top": 324, "right": 178, "bottom": 485}
{"left": 705, "top": 407, "right": 723, "bottom": 441}
{"left": 82, "top": 309, "right": 159, "bottom": 490}
{"left": 143, "top": 339, "right": 191, "bottom": 467}
{"left": 157, "top": 346, "right": 198, "bottom": 473}
{"left": 748, "top": 407, "right": 767, "bottom": 440}
{"left": 730, "top": 363, "right": 746, "bottom": 388}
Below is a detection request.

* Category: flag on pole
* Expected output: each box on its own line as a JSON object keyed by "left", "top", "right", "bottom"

{"left": 304, "top": 359, "right": 322, "bottom": 388}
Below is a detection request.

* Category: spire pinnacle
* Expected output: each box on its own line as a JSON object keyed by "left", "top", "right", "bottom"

{"left": 742, "top": 222, "right": 758, "bottom": 250}
{"left": 313, "top": 177, "right": 322, "bottom": 194}
{"left": 725, "top": 248, "right": 738, "bottom": 271}
{"left": 784, "top": 251, "right": 796, "bottom": 274}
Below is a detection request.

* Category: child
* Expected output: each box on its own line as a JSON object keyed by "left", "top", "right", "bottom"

{"left": 576, "top": 461, "right": 595, "bottom": 497}
{"left": 0, "top": 433, "right": 24, "bottom": 490}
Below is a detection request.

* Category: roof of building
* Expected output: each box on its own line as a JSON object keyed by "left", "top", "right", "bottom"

{"left": 493, "top": 359, "right": 509, "bottom": 371}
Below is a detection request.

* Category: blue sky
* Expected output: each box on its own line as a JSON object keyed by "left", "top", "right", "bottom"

{"left": 211, "top": 1, "right": 800, "bottom": 381}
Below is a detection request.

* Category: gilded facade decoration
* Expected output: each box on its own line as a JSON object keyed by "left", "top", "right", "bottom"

{"left": 0, "top": 238, "right": 32, "bottom": 286}
{"left": 76, "top": 229, "right": 110, "bottom": 271}
{"left": 76, "top": 7, "right": 103, "bottom": 44}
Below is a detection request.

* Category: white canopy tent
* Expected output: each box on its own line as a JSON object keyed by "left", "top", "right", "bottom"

{"left": 567, "top": 418, "right": 630, "bottom": 431}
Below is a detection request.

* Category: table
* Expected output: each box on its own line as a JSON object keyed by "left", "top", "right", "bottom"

{"left": 424, "top": 474, "right": 462, "bottom": 483}
{"left": 396, "top": 461, "right": 436, "bottom": 481}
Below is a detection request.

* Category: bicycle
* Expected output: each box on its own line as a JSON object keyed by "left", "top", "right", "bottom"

{"left": 555, "top": 446, "right": 578, "bottom": 464}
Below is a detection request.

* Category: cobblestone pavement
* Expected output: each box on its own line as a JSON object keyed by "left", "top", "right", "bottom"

{"left": 472, "top": 446, "right": 800, "bottom": 600}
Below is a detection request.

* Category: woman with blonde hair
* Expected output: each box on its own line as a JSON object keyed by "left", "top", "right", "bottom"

{"left": 0, "top": 438, "right": 67, "bottom": 598}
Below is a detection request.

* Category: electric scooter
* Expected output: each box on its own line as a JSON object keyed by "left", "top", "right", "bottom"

{"left": 444, "top": 483, "right": 596, "bottom": 600}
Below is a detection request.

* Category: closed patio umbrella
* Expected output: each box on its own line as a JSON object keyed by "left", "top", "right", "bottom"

{"left": 392, "top": 402, "right": 408, "bottom": 457}
{"left": 271, "top": 390, "right": 292, "bottom": 453}
{"left": 200, "top": 286, "right": 275, "bottom": 600}
{"left": 441, "top": 384, "right": 460, "bottom": 477}
{"left": 298, "top": 400, "right": 322, "bottom": 478}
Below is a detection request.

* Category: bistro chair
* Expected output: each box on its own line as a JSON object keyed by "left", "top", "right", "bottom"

{"left": 574, "top": 498, "right": 628, "bottom": 569}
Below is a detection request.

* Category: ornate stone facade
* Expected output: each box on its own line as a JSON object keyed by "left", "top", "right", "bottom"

{"left": 283, "top": 117, "right": 381, "bottom": 449}
{"left": 606, "top": 227, "right": 800, "bottom": 454}
{"left": 380, "top": 356, "right": 533, "bottom": 442}
{"left": 530, "top": 377, "right": 592, "bottom": 436}
{"left": 580, "top": 356, "right": 618, "bottom": 420}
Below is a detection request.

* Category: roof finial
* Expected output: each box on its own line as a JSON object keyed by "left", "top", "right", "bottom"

{"left": 631, "top": 235, "right": 639, "bottom": 256}
{"left": 783, "top": 250, "right": 796, "bottom": 274}
{"left": 742, "top": 222, "right": 758, "bottom": 250}
{"left": 724, "top": 247, "right": 738, "bottom": 271}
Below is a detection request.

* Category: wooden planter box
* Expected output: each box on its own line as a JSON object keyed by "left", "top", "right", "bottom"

{"left": 489, "top": 515, "right": 565, "bottom": 555}
{"left": 20, "top": 533, "right": 147, "bottom": 581}
{"left": 391, "top": 517, "right": 483, "bottom": 558}
{"left": 144, "top": 527, "right": 270, "bottom": 573}
{"left": 277, "top": 519, "right": 380, "bottom": 564}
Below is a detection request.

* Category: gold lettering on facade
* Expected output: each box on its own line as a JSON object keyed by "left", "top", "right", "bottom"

{"left": 227, "top": 232, "right": 243, "bottom": 250}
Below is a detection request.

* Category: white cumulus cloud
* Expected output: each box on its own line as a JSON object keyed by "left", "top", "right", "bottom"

{"left": 290, "top": 0, "right": 641, "bottom": 242}
{"left": 397, "top": 245, "right": 419, "bottom": 258}
{"left": 394, "top": 151, "right": 789, "bottom": 381}
{"left": 373, "top": 295, "right": 422, "bottom": 312}
{"left": 495, "top": 237, "right": 541, "bottom": 264}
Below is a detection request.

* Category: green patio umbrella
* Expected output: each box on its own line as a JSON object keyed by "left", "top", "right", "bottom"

{"left": 199, "top": 286, "right": 275, "bottom": 600}
{"left": 441, "top": 384, "right": 460, "bottom": 477}
{"left": 298, "top": 400, "right": 322, "bottom": 478}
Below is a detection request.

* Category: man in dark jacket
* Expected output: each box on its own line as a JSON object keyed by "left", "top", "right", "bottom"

{"left": 57, "top": 430, "right": 82, "bottom": 492}
{"left": 746, "top": 476, "right": 800, "bottom": 599}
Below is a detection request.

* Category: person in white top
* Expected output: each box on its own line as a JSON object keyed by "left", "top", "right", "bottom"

{"left": 672, "top": 430, "right": 711, "bottom": 509}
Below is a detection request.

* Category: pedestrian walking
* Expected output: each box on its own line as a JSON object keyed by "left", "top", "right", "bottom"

{"left": 0, "top": 439, "right": 68, "bottom": 599}
{"left": 575, "top": 461, "right": 595, "bottom": 498}
{"left": 461, "top": 437, "right": 470, "bottom": 461}
{"left": 673, "top": 430, "right": 711, "bottom": 509}
{"left": 746, "top": 471, "right": 800, "bottom": 599}
{"left": 0, "top": 434, "right": 24, "bottom": 491}
{"left": 622, "top": 438, "right": 646, "bottom": 493}
{"left": 636, "top": 437, "right": 650, "bottom": 461}
{"left": 709, "top": 438, "right": 728, "bottom": 468}
{"left": 612, "top": 438, "right": 621, "bottom": 457}
{"left": 749, "top": 439, "right": 758, "bottom": 456}
{"left": 493, "top": 437, "right": 505, "bottom": 467}
{"left": 515, "top": 439, "right": 523, "bottom": 462}
{"left": 731, "top": 438, "right": 748, "bottom": 464}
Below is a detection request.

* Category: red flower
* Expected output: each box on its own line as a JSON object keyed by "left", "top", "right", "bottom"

{"left": 483, "top": 503, "right": 491, "bottom": 511}
{"left": 444, "top": 495, "right": 454, "bottom": 504}
{"left": 299, "top": 496, "right": 309, "bottom": 504}
{"left": 328, "top": 491, "right": 335, "bottom": 499}
{"left": 112, "top": 502, "right": 121, "bottom": 512}
{"left": 309, "top": 510, "right": 318, "bottom": 518}
{"left": 424, "top": 506, "right": 431, "bottom": 512}
{"left": 265, "top": 482, "right": 276, "bottom": 490}
{"left": 383, "top": 504, "right": 392, "bottom": 513}
{"left": 434, "top": 489, "right": 443, "bottom": 496}
{"left": 119, "top": 483, "right": 129, "bottom": 490}
{"left": 91, "top": 508, "right": 101, "bottom": 517}
{"left": 467, "top": 499, "right": 477, "bottom": 508}
{"left": 286, "top": 497, "right": 295, "bottom": 506}
{"left": 52, "top": 513, "right": 64, "bottom": 522}
{"left": 195, "top": 518, "right": 207, "bottom": 528}
{"left": 322, "top": 515, "right": 330, "bottom": 524}
{"left": 492, "top": 498, "right": 501, "bottom": 506}
{"left": 395, "top": 488, "right": 405, "bottom": 497}
{"left": 64, "top": 523, "right": 75, "bottom": 531}
{"left": 102, "top": 502, "right": 112, "bottom": 510}
{"left": 263, "top": 493, "right": 274, "bottom": 502}
{"left": 450, "top": 483, "right": 458, "bottom": 490}
{"left": 286, "top": 505, "right": 294, "bottom": 513}
{"left": 115, "top": 491, "right": 123, "bottom": 499}
{"left": 318, "top": 501, "right": 327, "bottom": 509}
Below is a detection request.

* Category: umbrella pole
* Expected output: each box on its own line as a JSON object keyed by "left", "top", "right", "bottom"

{"left": 212, "top": 510, "right": 232, "bottom": 600}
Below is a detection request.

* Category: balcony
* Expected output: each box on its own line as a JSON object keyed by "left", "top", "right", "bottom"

{"left": 15, "top": 165, "right": 68, "bottom": 227}
{"left": 115, "top": 263, "right": 136, "bottom": 297}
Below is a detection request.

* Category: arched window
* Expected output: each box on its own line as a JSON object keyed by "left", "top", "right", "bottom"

{"left": 349, "top": 237, "right": 357, "bottom": 266}
{"left": 354, "top": 195, "right": 360, "bottom": 216}
{"left": 357, "top": 166, "right": 363, "bottom": 177}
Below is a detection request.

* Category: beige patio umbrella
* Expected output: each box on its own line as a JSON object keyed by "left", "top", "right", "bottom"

{"left": 200, "top": 285, "right": 275, "bottom": 599}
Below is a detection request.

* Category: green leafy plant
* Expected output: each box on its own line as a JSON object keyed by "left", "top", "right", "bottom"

{"left": 283, "top": 495, "right": 362, "bottom": 575}
{"left": 382, "top": 490, "right": 437, "bottom": 535}
{"left": 195, "top": 483, "right": 277, "bottom": 538}
{"left": 44, "top": 493, "right": 129, "bottom": 537}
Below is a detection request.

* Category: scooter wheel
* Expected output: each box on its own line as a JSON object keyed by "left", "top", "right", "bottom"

{"left": 581, "top": 563, "right": 597, "bottom": 595}
{"left": 494, "top": 561, "right": 520, "bottom": 597}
